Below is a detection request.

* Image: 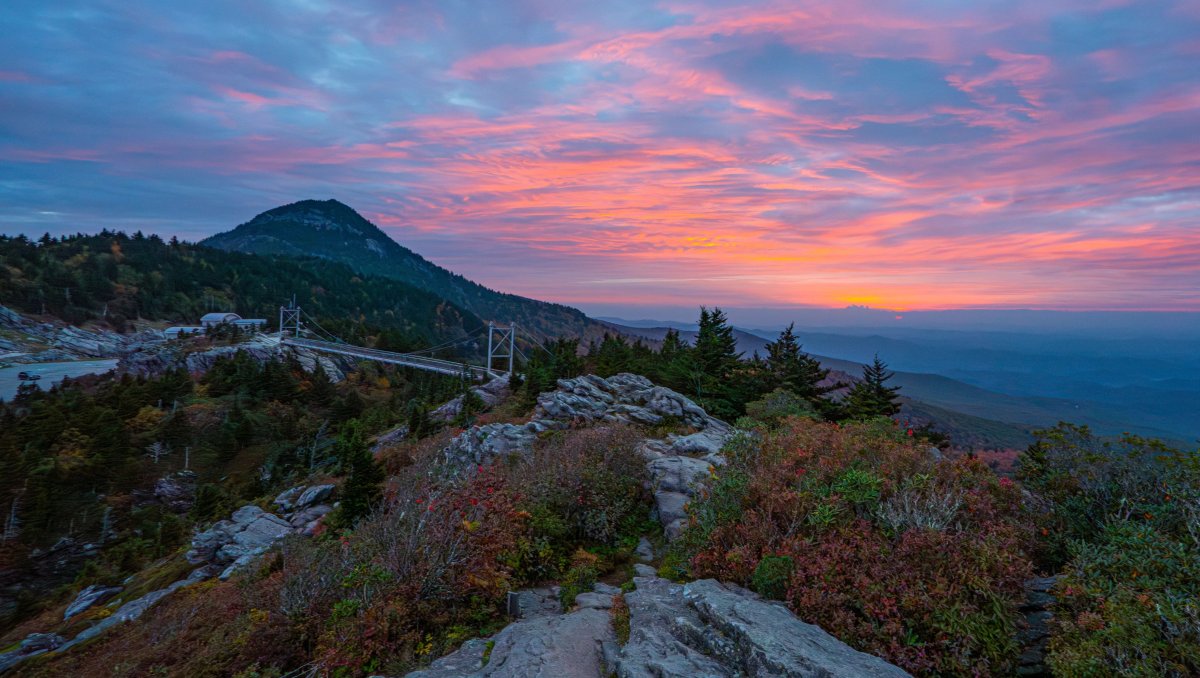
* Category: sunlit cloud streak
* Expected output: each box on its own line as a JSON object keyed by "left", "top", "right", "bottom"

{"left": 1, "top": 0, "right": 1198, "bottom": 310}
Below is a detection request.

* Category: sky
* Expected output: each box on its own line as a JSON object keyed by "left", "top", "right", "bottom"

{"left": 1, "top": 0, "right": 1198, "bottom": 312}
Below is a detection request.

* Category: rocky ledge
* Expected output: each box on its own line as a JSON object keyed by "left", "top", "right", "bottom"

{"left": 441, "top": 373, "right": 733, "bottom": 539}
{"left": 400, "top": 571, "right": 909, "bottom": 678}
{"left": 187, "top": 483, "right": 335, "bottom": 579}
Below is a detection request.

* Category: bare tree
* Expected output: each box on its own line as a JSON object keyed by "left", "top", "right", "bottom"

{"left": 145, "top": 441, "right": 171, "bottom": 464}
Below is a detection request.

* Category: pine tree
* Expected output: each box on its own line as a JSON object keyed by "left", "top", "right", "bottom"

{"left": 845, "top": 354, "right": 902, "bottom": 419}
{"left": 335, "top": 421, "right": 384, "bottom": 527}
{"left": 689, "top": 307, "right": 743, "bottom": 419}
{"left": 693, "top": 307, "right": 740, "bottom": 379}
{"left": 660, "top": 328, "right": 685, "bottom": 359}
{"left": 763, "top": 323, "right": 833, "bottom": 401}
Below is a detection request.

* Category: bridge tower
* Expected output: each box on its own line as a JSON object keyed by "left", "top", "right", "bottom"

{"left": 279, "top": 297, "right": 301, "bottom": 338}
{"left": 486, "top": 322, "right": 516, "bottom": 376}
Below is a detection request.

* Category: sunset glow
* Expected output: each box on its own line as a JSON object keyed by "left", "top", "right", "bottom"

{"left": 2, "top": 0, "right": 1198, "bottom": 310}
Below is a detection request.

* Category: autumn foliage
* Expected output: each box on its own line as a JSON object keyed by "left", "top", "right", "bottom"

{"left": 672, "top": 417, "right": 1035, "bottom": 675}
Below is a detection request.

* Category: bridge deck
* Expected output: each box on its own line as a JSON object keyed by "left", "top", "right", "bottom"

{"left": 282, "top": 336, "right": 495, "bottom": 379}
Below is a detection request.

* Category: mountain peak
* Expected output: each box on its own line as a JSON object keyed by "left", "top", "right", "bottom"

{"left": 248, "top": 199, "right": 380, "bottom": 236}
{"left": 200, "top": 200, "right": 607, "bottom": 340}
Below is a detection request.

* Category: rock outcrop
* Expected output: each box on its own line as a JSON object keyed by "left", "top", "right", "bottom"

{"left": 0, "top": 633, "right": 66, "bottom": 672}
{"left": 1017, "top": 575, "right": 1059, "bottom": 676}
{"left": 0, "top": 304, "right": 348, "bottom": 383}
{"left": 608, "top": 576, "right": 911, "bottom": 677}
{"left": 431, "top": 375, "right": 512, "bottom": 422}
{"left": 152, "top": 471, "right": 197, "bottom": 513}
{"left": 121, "top": 333, "right": 348, "bottom": 382}
{"left": 186, "top": 505, "right": 295, "bottom": 579}
{"left": 407, "top": 607, "right": 616, "bottom": 678}
{"left": 400, "top": 573, "right": 909, "bottom": 678}
{"left": 440, "top": 374, "right": 733, "bottom": 539}
{"left": 63, "top": 584, "right": 122, "bottom": 620}
{"left": 273, "top": 483, "right": 336, "bottom": 535}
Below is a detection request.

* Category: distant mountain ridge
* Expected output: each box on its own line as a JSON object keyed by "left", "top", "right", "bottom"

{"left": 202, "top": 199, "right": 608, "bottom": 341}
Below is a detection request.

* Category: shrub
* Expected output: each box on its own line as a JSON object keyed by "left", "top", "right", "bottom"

{"left": 677, "top": 417, "right": 1034, "bottom": 676}
{"left": 750, "top": 555, "right": 793, "bottom": 600}
{"left": 1048, "top": 520, "right": 1200, "bottom": 676}
{"left": 280, "top": 465, "right": 524, "bottom": 674}
{"left": 1020, "top": 425, "right": 1200, "bottom": 676}
{"left": 506, "top": 426, "right": 651, "bottom": 583}
{"left": 744, "top": 389, "right": 818, "bottom": 426}
{"left": 557, "top": 551, "right": 599, "bottom": 611}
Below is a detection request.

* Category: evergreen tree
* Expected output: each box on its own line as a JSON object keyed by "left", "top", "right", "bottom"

{"left": 406, "top": 400, "right": 432, "bottom": 440}
{"left": 763, "top": 323, "right": 833, "bottom": 402}
{"left": 682, "top": 307, "right": 742, "bottom": 419}
{"left": 844, "top": 354, "right": 902, "bottom": 419}
{"left": 594, "top": 334, "right": 632, "bottom": 376}
{"left": 660, "top": 328, "right": 685, "bottom": 359}
{"left": 335, "top": 421, "right": 384, "bottom": 527}
{"left": 693, "top": 307, "right": 741, "bottom": 378}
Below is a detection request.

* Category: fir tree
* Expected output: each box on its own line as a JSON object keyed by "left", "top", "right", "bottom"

{"left": 763, "top": 323, "right": 834, "bottom": 402}
{"left": 689, "top": 307, "right": 743, "bottom": 419}
{"left": 693, "top": 307, "right": 741, "bottom": 378}
{"left": 845, "top": 354, "right": 902, "bottom": 419}
{"left": 335, "top": 421, "right": 384, "bottom": 527}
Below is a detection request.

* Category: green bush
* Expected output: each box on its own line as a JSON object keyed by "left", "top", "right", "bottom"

{"left": 1048, "top": 520, "right": 1200, "bottom": 677}
{"left": 745, "top": 389, "right": 818, "bottom": 426}
{"left": 557, "top": 561, "right": 598, "bottom": 611}
{"left": 750, "top": 555, "right": 793, "bottom": 600}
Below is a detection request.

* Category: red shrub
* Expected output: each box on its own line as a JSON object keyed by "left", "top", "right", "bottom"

{"left": 682, "top": 417, "right": 1034, "bottom": 676}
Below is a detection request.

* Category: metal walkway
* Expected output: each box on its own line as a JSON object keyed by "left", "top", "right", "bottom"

{"left": 281, "top": 336, "right": 495, "bottom": 379}
{"left": 277, "top": 300, "right": 514, "bottom": 380}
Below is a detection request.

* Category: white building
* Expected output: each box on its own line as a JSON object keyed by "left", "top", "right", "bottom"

{"left": 199, "top": 312, "right": 268, "bottom": 331}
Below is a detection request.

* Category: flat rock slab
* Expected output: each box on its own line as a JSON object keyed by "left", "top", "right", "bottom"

{"left": 610, "top": 576, "right": 911, "bottom": 678}
{"left": 406, "top": 607, "right": 614, "bottom": 678}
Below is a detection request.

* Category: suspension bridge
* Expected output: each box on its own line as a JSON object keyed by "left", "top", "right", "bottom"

{"left": 277, "top": 301, "right": 515, "bottom": 380}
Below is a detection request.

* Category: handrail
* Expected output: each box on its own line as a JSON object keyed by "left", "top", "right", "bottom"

{"left": 281, "top": 336, "right": 495, "bottom": 379}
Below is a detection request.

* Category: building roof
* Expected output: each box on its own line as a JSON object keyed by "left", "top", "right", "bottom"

{"left": 200, "top": 312, "right": 241, "bottom": 323}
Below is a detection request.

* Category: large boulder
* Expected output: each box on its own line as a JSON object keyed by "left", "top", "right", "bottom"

{"left": 186, "top": 505, "right": 293, "bottom": 578}
{"left": 442, "top": 422, "right": 544, "bottom": 468}
{"left": 645, "top": 456, "right": 715, "bottom": 540}
{"left": 533, "top": 374, "right": 723, "bottom": 431}
{"left": 63, "top": 584, "right": 122, "bottom": 620}
{"left": 296, "top": 484, "right": 335, "bottom": 509}
{"left": 607, "top": 576, "right": 911, "bottom": 678}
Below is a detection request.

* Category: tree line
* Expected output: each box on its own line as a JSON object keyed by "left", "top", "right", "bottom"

{"left": 518, "top": 307, "right": 901, "bottom": 423}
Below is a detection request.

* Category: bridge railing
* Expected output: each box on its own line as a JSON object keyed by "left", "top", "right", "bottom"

{"left": 281, "top": 336, "right": 495, "bottom": 379}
